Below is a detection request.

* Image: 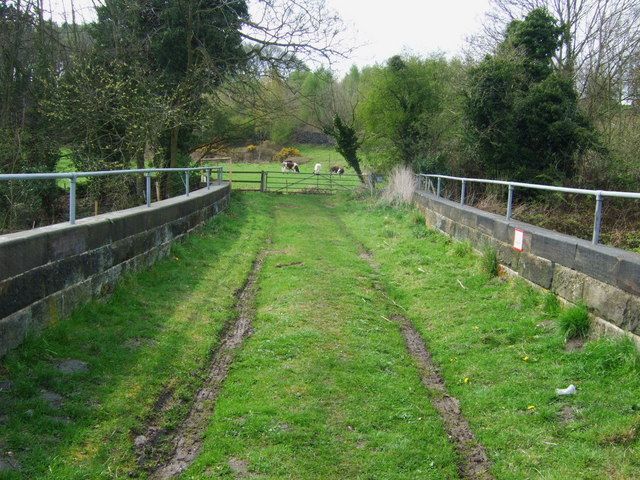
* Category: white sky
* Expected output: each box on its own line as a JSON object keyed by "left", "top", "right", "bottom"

{"left": 48, "top": 0, "right": 492, "bottom": 74}
{"left": 326, "top": 0, "right": 492, "bottom": 73}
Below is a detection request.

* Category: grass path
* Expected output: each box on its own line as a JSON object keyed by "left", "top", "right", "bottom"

{"left": 182, "top": 194, "right": 461, "bottom": 479}
{"left": 1, "top": 192, "right": 639, "bottom": 479}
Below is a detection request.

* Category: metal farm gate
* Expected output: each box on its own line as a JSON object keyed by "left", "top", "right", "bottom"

{"left": 221, "top": 170, "right": 371, "bottom": 194}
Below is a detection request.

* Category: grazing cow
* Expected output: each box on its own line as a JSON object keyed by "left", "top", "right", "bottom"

{"left": 329, "top": 166, "right": 345, "bottom": 175}
{"left": 314, "top": 163, "right": 322, "bottom": 174}
{"left": 281, "top": 160, "right": 300, "bottom": 173}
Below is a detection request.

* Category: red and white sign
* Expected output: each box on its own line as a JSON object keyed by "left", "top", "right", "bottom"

{"left": 513, "top": 228, "right": 524, "bottom": 251}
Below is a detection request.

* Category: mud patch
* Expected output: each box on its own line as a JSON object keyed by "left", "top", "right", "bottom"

{"left": 397, "top": 316, "right": 494, "bottom": 479}
{"left": 275, "top": 261, "right": 304, "bottom": 268}
{"left": 564, "top": 337, "right": 585, "bottom": 352}
{"left": 0, "top": 454, "right": 20, "bottom": 472}
{"left": 600, "top": 423, "right": 639, "bottom": 446}
{"left": 357, "top": 247, "right": 380, "bottom": 270}
{"left": 40, "top": 390, "right": 63, "bottom": 409}
{"left": 54, "top": 359, "right": 89, "bottom": 374}
{"left": 134, "top": 385, "right": 178, "bottom": 466}
{"left": 124, "top": 337, "right": 157, "bottom": 350}
{"left": 558, "top": 406, "right": 576, "bottom": 424}
{"left": 228, "top": 457, "right": 249, "bottom": 477}
{"left": 147, "top": 248, "right": 268, "bottom": 479}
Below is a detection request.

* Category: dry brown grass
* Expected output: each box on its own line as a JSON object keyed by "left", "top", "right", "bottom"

{"left": 381, "top": 166, "right": 417, "bottom": 205}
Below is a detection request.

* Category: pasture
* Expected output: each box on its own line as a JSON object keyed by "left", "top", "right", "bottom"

{"left": 219, "top": 144, "right": 362, "bottom": 191}
{"left": 0, "top": 193, "right": 639, "bottom": 479}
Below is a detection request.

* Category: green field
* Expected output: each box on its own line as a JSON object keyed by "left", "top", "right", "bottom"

{"left": 220, "top": 145, "right": 362, "bottom": 191}
{"left": 1, "top": 192, "right": 639, "bottom": 479}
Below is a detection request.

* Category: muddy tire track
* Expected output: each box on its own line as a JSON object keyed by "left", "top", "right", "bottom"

{"left": 333, "top": 211, "right": 494, "bottom": 479}
{"left": 396, "top": 315, "right": 494, "bottom": 480}
{"left": 145, "top": 248, "right": 268, "bottom": 479}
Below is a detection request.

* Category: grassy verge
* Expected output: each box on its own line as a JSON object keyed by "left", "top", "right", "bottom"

{"left": 0, "top": 193, "right": 275, "bottom": 479}
{"left": 182, "top": 193, "right": 460, "bottom": 479}
{"left": 338, "top": 197, "right": 640, "bottom": 479}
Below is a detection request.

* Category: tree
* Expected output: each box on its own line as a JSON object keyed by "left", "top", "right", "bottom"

{"left": 324, "top": 114, "right": 364, "bottom": 181}
{"left": 0, "top": 0, "right": 69, "bottom": 229}
{"left": 465, "top": 7, "right": 599, "bottom": 181}
{"left": 357, "top": 55, "right": 463, "bottom": 173}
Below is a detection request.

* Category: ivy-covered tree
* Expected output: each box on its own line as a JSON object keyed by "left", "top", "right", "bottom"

{"left": 465, "top": 8, "right": 599, "bottom": 181}
{"left": 324, "top": 114, "right": 364, "bottom": 182}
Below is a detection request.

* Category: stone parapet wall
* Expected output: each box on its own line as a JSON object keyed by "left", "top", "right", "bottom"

{"left": 414, "top": 191, "right": 640, "bottom": 341}
{"left": 0, "top": 184, "right": 231, "bottom": 357}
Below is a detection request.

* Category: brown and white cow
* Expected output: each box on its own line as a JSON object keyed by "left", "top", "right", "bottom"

{"left": 329, "top": 166, "right": 345, "bottom": 175}
{"left": 281, "top": 160, "right": 300, "bottom": 173}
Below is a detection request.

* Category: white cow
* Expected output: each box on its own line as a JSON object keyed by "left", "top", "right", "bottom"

{"left": 314, "top": 163, "right": 322, "bottom": 175}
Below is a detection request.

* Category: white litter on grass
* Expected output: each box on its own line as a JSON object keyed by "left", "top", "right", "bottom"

{"left": 556, "top": 384, "right": 577, "bottom": 396}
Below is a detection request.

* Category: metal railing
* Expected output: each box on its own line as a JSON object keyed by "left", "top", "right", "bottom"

{"left": 417, "top": 174, "right": 640, "bottom": 245}
{"left": 0, "top": 166, "right": 224, "bottom": 225}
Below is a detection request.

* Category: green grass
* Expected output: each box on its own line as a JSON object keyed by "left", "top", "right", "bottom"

{"left": 55, "top": 148, "right": 87, "bottom": 190}
{"left": 2, "top": 192, "right": 640, "bottom": 479}
{"left": 183, "top": 194, "right": 459, "bottom": 478}
{"left": 480, "top": 245, "right": 500, "bottom": 278}
{"left": 220, "top": 144, "right": 361, "bottom": 191}
{"left": 558, "top": 304, "right": 591, "bottom": 339}
{"left": 338, "top": 198, "right": 640, "bottom": 480}
{"left": 294, "top": 144, "right": 343, "bottom": 165}
{"left": 0, "top": 193, "right": 275, "bottom": 479}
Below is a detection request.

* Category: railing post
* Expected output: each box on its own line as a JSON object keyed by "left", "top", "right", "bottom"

{"left": 592, "top": 191, "right": 603, "bottom": 245}
{"left": 206, "top": 168, "right": 211, "bottom": 190}
{"left": 217, "top": 167, "right": 223, "bottom": 183}
{"left": 185, "top": 171, "right": 190, "bottom": 196}
{"left": 145, "top": 174, "right": 152, "bottom": 207}
{"left": 460, "top": 179, "right": 466, "bottom": 206}
{"left": 69, "top": 175, "right": 77, "bottom": 224}
{"left": 436, "top": 177, "right": 442, "bottom": 197}
{"left": 260, "top": 171, "right": 266, "bottom": 192}
{"left": 506, "top": 184, "right": 514, "bottom": 220}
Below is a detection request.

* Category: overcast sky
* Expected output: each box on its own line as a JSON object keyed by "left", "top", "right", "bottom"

{"left": 48, "top": 0, "right": 493, "bottom": 74}
{"left": 326, "top": 0, "right": 492, "bottom": 73}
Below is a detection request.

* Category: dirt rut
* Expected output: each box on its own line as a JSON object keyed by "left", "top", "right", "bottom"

{"left": 350, "top": 236, "right": 494, "bottom": 480}
{"left": 148, "top": 249, "right": 267, "bottom": 479}
{"left": 397, "top": 315, "right": 494, "bottom": 480}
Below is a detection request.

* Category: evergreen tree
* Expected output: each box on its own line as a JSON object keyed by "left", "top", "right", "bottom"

{"left": 465, "top": 8, "right": 600, "bottom": 181}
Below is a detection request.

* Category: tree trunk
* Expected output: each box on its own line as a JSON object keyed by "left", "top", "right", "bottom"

{"left": 164, "top": 126, "right": 179, "bottom": 198}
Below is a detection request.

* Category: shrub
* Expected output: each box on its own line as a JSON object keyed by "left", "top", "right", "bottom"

{"left": 411, "top": 209, "right": 425, "bottom": 225}
{"left": 246, "top": 144, "right": 257, "bottom": 152}
{"left": 274, "top": 147, "right": 302, "bottom": 162}
{"left": 543, "top": 292, "right": 560, "bottom": 315}
{"left": 558, "top": 304, "right": 590, "bottom": 339}
{"left": 586, "top": 337, "right": 640, "bottom": 373}
{"left": 381, "top": 165, "right": 417, "bottom": 205}
{"left": 481, "top": 245, "right": 499, "bottom": 277}
{"left": 452, "top": 241, "right": 472, "bottom": 257}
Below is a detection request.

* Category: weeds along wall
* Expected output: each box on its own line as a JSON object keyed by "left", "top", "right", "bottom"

{"left": 414, "top": 191, "right": 640, "bottom": 344}
{"left": 0, "top": 184, "right": 231, "bottom": 357}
